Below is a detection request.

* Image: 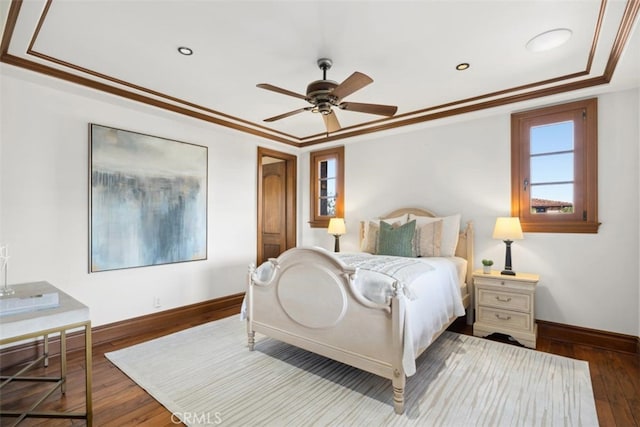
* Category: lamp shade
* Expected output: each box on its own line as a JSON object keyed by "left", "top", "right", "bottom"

{"left": 492, "top": 217, "right": 523, "bottom": 241}
{"left": 327, "top": 218, "right": 346, "bottom": 235}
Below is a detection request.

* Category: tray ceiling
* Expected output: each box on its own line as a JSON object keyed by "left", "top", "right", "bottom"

{"left": 1, "top": 0, "right": 639, "bottom": 147}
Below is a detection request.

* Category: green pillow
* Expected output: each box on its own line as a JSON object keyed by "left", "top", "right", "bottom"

{"left": 377, "top": 220, "right": 416, "bottom": 257}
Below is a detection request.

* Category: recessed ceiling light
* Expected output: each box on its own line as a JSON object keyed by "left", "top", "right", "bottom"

{"left": 526, "top": 28, "right": 572, "bottom": 52}
{"left": 456, "top": 63, "right": 470, "bottom": 71}
{"left": 177, "top": 46, "right": 193, "bottom": 56}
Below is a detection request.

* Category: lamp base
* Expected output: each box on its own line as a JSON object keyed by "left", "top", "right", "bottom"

{"left": 333, "top": 235, "right": 340, "bottom": 252}
{"left": 501, "top": 239, "right": 516, "bottom": 276}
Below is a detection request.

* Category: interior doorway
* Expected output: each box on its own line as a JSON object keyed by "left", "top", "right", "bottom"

{"left": 256, "top": 147, "right": 297, "bottom": 266}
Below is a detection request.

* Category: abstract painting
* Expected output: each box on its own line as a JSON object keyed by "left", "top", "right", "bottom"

{"left": 89, "top": 124, "right": 207, "bottom": 272}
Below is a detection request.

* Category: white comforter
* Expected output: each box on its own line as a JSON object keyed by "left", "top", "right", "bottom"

{"left": 337, "top": 253, "right": 466, "bottom": 376}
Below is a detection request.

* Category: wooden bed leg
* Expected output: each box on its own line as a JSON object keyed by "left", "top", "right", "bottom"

{"left": 248, "top": 330, "right": 255, "bottom": 351}
{"left": 247, "top": 262, "right": 255, "bottom": 351}
{"left": 392, "top": 370, "right": 406, "bottom": 414}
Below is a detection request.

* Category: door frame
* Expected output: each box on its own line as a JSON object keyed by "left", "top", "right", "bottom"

{"left": 256, "top": 147, "right": 297, "bottom": 265}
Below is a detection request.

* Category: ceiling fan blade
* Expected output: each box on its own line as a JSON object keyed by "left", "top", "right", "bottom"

{"left": 339, "top": 102, "right": 398, "bottom": 117}
{"left": 322, "top": 111, "right": 341, "bottom": 133}
{"left": 257, "top": 83, "right": 307, "bottom": 100}
{"left": 331, "top": 72, "right": 373, "bottom": 100}
{"left": 264, "top": 107, "right": 309, "bottom": 122}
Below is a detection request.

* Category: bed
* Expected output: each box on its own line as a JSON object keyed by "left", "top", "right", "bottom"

{"left": 245, "top": 207, "right": 474, "bottom": 414}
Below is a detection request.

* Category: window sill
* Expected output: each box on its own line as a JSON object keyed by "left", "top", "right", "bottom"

{"left": 520, "top": 221, "right": 601, "bottom": 234}
{"left": 308, "top": 219, "right": 330, "bottom": 229}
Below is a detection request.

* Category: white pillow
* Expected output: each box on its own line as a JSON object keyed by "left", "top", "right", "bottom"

{"left": 408, "top": 214, "right": 461, "bottom": 257}
{"left": 360, "top": 214, "right": 407, "bottom": 253}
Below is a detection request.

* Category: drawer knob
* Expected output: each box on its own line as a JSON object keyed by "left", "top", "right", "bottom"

{"left": 495, "top": 296, "right": 512, "bottom": 303}
{"left": 500, "top": 281, "right": 505, "bottom": 285}
{"left": 495, "top": 314, "right": 512, "bottom": 321}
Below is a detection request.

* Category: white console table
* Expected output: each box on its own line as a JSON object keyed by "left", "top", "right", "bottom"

{"left": 0, "top": 281, "right": 92, "bottom": 426}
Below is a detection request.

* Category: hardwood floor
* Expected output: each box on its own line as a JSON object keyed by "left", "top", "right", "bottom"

{"left": 2, "top": 312, "right": 638, "bottom": 426}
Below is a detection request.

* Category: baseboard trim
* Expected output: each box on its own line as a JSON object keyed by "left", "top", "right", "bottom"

{"left": 537, "top": 319, "right": 639, "bottom": 355}
{"left": 0, "top": 292, "right": 244, "bottom": 368}
{"left": 3, "top": 298, "right": 636, "bottom": 368}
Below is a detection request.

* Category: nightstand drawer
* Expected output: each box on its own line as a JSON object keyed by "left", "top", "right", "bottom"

{"left": 477, "top": 289, "right": 531, "bottom": 312}
{"left": 474, "top": 276, "right": 529, "bottom": 289}
{"left": 477, "top": 307, "right": 531, "bottom": 331}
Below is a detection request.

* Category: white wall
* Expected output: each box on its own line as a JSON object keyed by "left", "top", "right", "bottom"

{"left": 0, "top": 65, "right": 295, "bottom": 327}
{"left": 301, "top": 88, "right": 640, "bottom": 337}
{"left": 2, "top": 64, "right": 638, "bottom": 337}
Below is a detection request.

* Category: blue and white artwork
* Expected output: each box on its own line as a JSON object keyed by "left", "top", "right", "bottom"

{"left": 90, "top": 124, "right": 207, "bottom": 272}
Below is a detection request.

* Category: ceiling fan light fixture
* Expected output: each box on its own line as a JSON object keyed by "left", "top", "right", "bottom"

{"left": 316, "top": 101, "right": 332, "bottom": 115}
{"left": 177, "top": 46, "right": 193, "bottom": 56}
{"left": 526, "top": 28, "right": 572, "bottom": 52}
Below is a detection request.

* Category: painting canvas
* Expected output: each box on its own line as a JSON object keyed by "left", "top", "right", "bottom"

{"left": 90, "top": 124, "right": 207, "bottom": 272}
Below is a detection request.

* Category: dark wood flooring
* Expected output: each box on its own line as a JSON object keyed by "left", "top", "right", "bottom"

{"left": 1, "top": 313, "right": 638, "bottom": 426}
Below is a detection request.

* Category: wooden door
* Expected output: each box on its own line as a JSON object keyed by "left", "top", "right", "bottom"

{"left": 261, "top": 161, "right": 287, "bottom": 261}
{"left": 257, "top": 148, "right": 297, "bottom": 266}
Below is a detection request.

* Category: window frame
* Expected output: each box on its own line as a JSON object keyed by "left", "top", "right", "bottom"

{"left": 309, "top": 145, "right": 344, "bottom": 228}
{"left": 510, "top": 98, "right": 599, "bottom": 233}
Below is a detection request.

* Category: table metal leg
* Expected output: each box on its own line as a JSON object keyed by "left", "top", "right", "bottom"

{"left": 60, "top": 330, "right": 67, "bottom": 394}
{"left": 43, "top": 334, "right": 49, "bottom": 367}
{"left": 85, "top": 322, "right": 93, "bottom": 426}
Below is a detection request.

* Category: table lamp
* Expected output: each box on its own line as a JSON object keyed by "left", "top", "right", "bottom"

{"left": 327, "top": 218, "right": 346, "bottom": 252}
{"left": 492, "top": 217, "right": 524, "bottom": 276}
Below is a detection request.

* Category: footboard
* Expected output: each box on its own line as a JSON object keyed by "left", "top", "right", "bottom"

{"left": 246, "top": 247, "right": 408, "bottom": 413}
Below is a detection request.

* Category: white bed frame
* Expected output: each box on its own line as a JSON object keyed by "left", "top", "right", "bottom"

{"left": 246, "top": 208, "right": 474, "bottom": 414}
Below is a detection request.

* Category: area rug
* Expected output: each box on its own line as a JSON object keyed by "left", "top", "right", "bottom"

{"left": 105, "top": 316, "right": 598, "bottom": 426}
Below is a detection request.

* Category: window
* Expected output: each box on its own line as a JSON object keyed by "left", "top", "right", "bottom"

{"left": 309, "top": 146, "right": 344, "bottom": 228}
{"left": 511, "top": 98, "right": 599, "bottom": 233}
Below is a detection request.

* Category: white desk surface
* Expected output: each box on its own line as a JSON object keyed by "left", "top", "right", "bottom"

{"left": 0, "top": 281, "right": 90, "bottom": 341}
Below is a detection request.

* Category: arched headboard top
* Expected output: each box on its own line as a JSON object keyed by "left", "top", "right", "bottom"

{"left": 381, "top": 207, "right": 437, "bottom": 219}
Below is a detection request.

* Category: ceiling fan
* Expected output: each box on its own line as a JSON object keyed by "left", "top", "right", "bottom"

{"left": 257, "top": 58, "right": 398, "bottom": 133}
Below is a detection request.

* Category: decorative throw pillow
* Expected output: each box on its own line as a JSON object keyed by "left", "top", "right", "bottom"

{"left": 361, "top": 221, "right": 400, "bottom": 254}
{"left": 413, "top": 219, "right": 443, "bottom": 257}
{"left": 377, "top": 220, "right": 417, "bottom": 257}
{"left": 360, "top": 214, "right": 407, "bottom": 253}
{"left": 408, "top": 214, "right": 461, "bottom": 257}
{"left": 361, "top": 221, "right": 381, "bottom": 254}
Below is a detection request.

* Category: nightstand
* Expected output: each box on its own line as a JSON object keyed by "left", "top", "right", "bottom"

{"left": 472, "top": 269, "right": 539, "bottom": 349}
